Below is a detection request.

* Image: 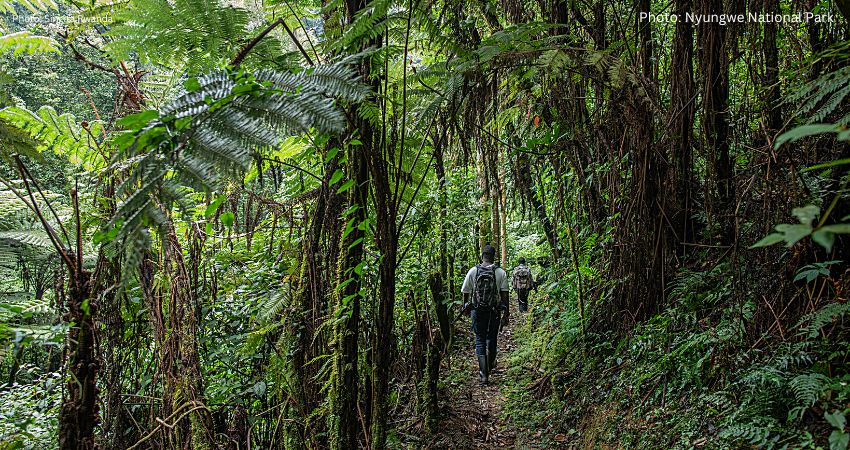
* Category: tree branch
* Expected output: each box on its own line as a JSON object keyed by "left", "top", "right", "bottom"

{"left": 231, "top": 17, "right": 315, "bottom": 69}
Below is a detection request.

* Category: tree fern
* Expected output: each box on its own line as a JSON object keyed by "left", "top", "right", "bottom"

{"left": 331, "top": 0, "right": 401, "bottom": 52}
{"left": 0, "top": 184, "right": 66, "bottom": 272}
{"left": 104, "top": 0, "right": 280, "bottom": 73}
{"left": 0, "top": 118, "right": 40, "bottom": 165}
{"left": 108, "top": 63, "right": 365, "bottom": 275}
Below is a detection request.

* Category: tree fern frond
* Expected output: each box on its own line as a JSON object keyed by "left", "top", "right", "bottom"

{"left": 785, "top": 66, "right": 850, "bottom": 123}
{"left": 104, "top": 0, "right": 281, "bottom": 73}
{"left": 188, "top": 126, "right": 252, "bottom": 169}
{"left": 331, "top": 0, "right": 396, "bottom": 52}
{"left": 0, "top": 230, "right": 54, "bottom": 249}
{"left": 255, "top": 64, "right": 369, "bottom": 101}
{"left": 108, "top": 63, "right": 364, "bottom": 265}
{"left": 0, "top": 118, "right": 41, "bottom": 164}
{"left": 257, "top": 290, "right": 289, "bottom": 325}
{"left": 0, "top": 31, "right": 60, "bottom": 56}
{"left": 0, "top": 106, "right": 104, "bottom": 169}
{"left": 139, "top": 70, "right": 183, "bottom": 109}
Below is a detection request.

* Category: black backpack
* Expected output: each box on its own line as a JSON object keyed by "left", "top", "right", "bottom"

{"left": 473, "top": 264, "right": 500, "bottom": 310}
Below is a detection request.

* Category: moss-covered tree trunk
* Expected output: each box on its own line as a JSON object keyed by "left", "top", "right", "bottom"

{"left": 161, "top": 219, "right": 214, "bottom": 450}
{"left": 59, "top": 267, "right": 97, "bottom": 450}
{"left": 330, "top": 142, "right": 369, "bottom": 449}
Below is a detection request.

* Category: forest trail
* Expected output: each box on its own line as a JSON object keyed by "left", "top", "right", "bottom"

{"left": 428, "top": 313, "right": 520, "bottom": 449}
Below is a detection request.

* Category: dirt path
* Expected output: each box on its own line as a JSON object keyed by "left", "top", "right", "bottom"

{"left": 427, "top": 313, "right": 520, "bottom": 449}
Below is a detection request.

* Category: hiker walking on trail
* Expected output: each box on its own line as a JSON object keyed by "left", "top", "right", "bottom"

{"left": 461, "top": 244, "right": 509, "bottom": 385}
{"left": 511, "top": 257, "right": 535, "bottom": 312}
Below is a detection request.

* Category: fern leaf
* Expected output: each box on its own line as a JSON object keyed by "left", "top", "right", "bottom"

{"left": 104, "top": 0, "right": 279, "bottom": 73}
{"left": 789, "top": 373, "right": 829, "bottom": 407}
{"left": 0, "top": 106, "right": 104, "bottom": 169}
{"left": 0, "top": 32, "right": 60, "bottom": 56}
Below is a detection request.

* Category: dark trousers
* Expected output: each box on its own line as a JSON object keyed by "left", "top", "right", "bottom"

{"left": 517, "top": 289, "right": 529, "bottom": 312}
{"left": 471, "top": 308, "right": 500, "bottom": 357}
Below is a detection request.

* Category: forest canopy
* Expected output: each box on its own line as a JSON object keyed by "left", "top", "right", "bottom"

{"left": 0, "top": 0, "right": 849, "bottom": 449}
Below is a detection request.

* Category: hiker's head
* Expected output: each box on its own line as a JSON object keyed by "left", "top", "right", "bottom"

{"left": 481, "top": 244, "right": 496, "bottom": 263}
{"left": 518, "top": 257, "right": 526, "bottom": 265}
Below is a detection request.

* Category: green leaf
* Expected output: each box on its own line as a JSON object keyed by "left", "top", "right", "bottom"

{"left": 750, "top": 233, "right": 785, "bottom": 248}
{"left": 826, "top": 411, "right": 847, "bottom": 430}
{"left": 324, "top": 147, "right": 340, "bottom": 163}
{"left": 184, "top": 77, "right": 202, "bottom": 92}
{"left": 829, "top": 431, "right": 849, "bottom": 450}
{"left": 0, "top": 31, "right": 60, "bottom": 56}
{"left": 803, "top": 157, "right": 850, "bottom": 172}
{"left": 336, "top": 179, "right": 356, "bottom": 194}
{"left": 792, "top": 205, "right": 820, "bottom": 226}
{"left": 93, "top": 221, "right": 122, "bottom": 245}
{"left": 775, "top": 124, "right": 844, "bottom": 148}
{"left": 329, "top": 169, "right": 344, "bottom": 186}
{"left": 347, "top": 237, "right": 364, "bottom": 250}
{"left": 812, "top": 229, "right": 835, "bottom": 252}
{"left": 776, "top": 223, "right": 813, "bottom": 247}
{"left": 821, "top": 224, "right": 850, "bottom": 234}
{"left": 204, "top": 195, "right": 226, "bottom": 218}
{"left": 341, "top": 204, "right": 360, "bottom": 218}
{"left": 117, "top": 110, "right": 159, "bottom": 130}
{"left": 794, "top": 269, "right": 818, "bottom": 283}
{"left": 252, "top": 381, "right": 266, "bottom": 397}
{"left": 220, "top": 212, "right": 234, "bottom": 228}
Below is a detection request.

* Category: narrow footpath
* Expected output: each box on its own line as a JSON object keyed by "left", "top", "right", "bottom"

{"left": 428, "top": 314, "right": 519, "bottom": 449}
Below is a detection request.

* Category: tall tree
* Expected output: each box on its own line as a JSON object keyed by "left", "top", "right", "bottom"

{"left": 698, "top": 0, "right": 734, "bottom": 242}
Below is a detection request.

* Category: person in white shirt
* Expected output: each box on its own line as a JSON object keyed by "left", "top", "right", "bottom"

{"left": 460, "top": 244, "right": 509, "bottom": 385}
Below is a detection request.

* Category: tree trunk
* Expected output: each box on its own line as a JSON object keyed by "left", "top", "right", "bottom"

{"left": 368, "top": 149, "right": 398, "bottom": 449}
{"left": 637, "top": 0, "right": 652, "bottom": 77}
{"left": 499, "top": 152, "right": 508, "bottom": 268}
{"left": 763, "top": 0, "right": 782, "bottom": 132}
{"left": 330, "top": 142, "right": 369, "bottom": 450}
{"left": 516, "top": 153, "right": 560, "bottom": 259}
{"left": 669, "top": 0, "right": 696, "bottom": 254}
{"left": 161, "top": 218, "right": 215, "bottom": 450}
{"left": 698, "top": 0, "right": 734, "bottom": 243}
{"left": 59, "top": 267, "right": 97, "bottom": 450}
{"left": 477, "top": 146, "right": 491, "bottom": 250}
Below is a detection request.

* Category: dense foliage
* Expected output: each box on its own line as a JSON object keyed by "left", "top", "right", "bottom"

{"left": 0, "top": 0, "right": 849, "bottom": 449}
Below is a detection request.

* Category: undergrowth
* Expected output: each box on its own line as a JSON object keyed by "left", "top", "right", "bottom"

{"left": 503, "top": 263, "right": 850, "bottom": 449}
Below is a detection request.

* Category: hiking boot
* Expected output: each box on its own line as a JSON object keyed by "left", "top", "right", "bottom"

{"left": 488, "top": 351, "right": 498, "bottom": 374}
{"left": 477, "top": 355, "right": 489, "bottom": 385}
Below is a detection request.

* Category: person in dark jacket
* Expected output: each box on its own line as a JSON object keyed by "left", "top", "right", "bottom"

{"left": 511, "top": 257, "right": 534, "bottom": 312}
